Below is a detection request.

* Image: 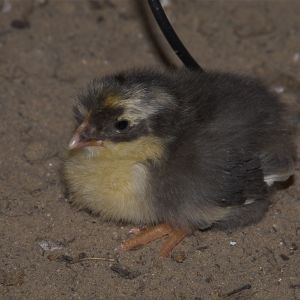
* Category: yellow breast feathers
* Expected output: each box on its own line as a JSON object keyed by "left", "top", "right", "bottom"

{"left": 64, "top": 136, "right": 164, "bottom": 224}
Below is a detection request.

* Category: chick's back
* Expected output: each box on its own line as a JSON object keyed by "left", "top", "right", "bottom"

{"left": 148, "top": 70, "right": 296, "bottom": 229}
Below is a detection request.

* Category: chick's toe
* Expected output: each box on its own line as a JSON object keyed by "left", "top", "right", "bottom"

{"left": 119, "top": 224, "right": 190, "bottom": 257}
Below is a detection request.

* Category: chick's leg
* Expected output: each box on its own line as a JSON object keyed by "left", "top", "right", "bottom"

{"left": 120, "top": 224, "right": 173, "bottom": 251}
{"left": 159, "top": 228, "right": 188, "bottom": 257}
{"left": 120, "top": 224, "right": 189, "bottom": 257}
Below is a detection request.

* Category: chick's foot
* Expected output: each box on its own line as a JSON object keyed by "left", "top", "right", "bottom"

{"left": 119, "top": 224, "right": 189, "bottom": 257}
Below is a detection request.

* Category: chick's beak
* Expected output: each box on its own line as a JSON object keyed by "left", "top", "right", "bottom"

{"left": 68, "top": 121, "right": 103, "bottom": 150}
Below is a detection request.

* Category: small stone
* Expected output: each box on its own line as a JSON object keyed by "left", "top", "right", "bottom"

{"left": 57, "top": 255, "right": 74, "bottom": 263}
{"left": 279, "top": 254, "right": 289, "bottom": 261}
{"left": 78, "top": 252, "right": 87, "bottom": 259}
{"left": 272, "top": 86, "right": 285, "bottom": 94}
{"left": 290, "top": 243, "right": 298, "bottom": 251}
{"left": 293, "top": 53, "right": 300, "bottom": 62}
{"left": 97, "top": 15, "right": 104, "bottom": 22}
{"left": 110, "top": 263, "right": 141, "bottom": 279}
{"left": 205, "top": 277, "right": 212, "bottom": 283}
{"left": 37, "top": 239, "right": 65, "bottom": 251}
{"left": 197, "top": 245, "right": 209, "bottom": 252}
{"left": 161, "top": 0, "right": 171, "bottom": 7}
{"left": 47, "top": 254, "right": 74, "bottom": 263}
{"left": 171, "top": 251, "right": 186, "bottom": 263}
{"left": 2, "top": 0, "right": 12, "bottom": 13}
{"left": 11, "top": 19, "right": 30, "bottom": 29}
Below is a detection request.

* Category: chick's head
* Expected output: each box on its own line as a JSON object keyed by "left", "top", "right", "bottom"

{"left": 69, "top": 70, "right": 180, "bottom": 159}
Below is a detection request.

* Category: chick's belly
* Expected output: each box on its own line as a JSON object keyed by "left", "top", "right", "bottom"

{"left": 64, "top": 156, "right": 157, "bottom": 224}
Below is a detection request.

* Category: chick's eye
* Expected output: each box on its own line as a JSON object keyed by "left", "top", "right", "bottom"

{"left": 114, "top": 120, "right": 129, "bottom": 131}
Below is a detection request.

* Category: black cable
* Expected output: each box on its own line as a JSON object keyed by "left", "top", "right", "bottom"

{"left": 148, "top": 0, "right": 203, "bottom": 71}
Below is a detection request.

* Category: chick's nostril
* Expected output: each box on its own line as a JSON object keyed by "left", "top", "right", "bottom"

{"left": 79, "top": 130, "right": 90, "bottom": 140}
{"left": 79, "top": 126, "right": 97, "bottom": 141}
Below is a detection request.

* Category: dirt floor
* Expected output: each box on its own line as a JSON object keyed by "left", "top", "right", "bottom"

{"left": 0, "top": 0, "right": 300, "bottom": 299}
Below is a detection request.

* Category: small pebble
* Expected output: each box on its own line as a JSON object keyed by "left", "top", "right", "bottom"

{"left": 47, "top": 254, "right": 74, "bottom": 263}
{"left": 293, "top": 53, "right": 300, "bottom": 62}
{"left": 272, "top": 86, "right": 285, "bottom": 94}
{"left": 97, "top": 15, "right": 104, "bottom": 22}
{"left": 290, "top": 243, "right": 298, "bottom": 251}
{"left": 279, "top": 254, "right": 289, "bottom": 261}
{"left": 161, "top": 0, "right": 171, "bottom": 7}
{"left": 197, "top": 245, "right": 209, "bottom": 251}
{"left": 11, "top": 19, "right": 30, "bottom": 29}
{"left": 2, "top": 0, "right": 12, "bottom": 13}
{"left": 110, "top": 263, "right": 141, "bottom": 279}
{"left": 78, "top": 252, "right": 87, "bottom": 259}
{"left": 37, "top": 239, "right": 65, "bottom": 251}
{"left": 205, "top": 277, "right": 212, "bottom": 283}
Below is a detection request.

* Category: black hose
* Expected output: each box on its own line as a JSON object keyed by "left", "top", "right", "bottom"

{"left": 148, "top": 0, "right": 203, "bottom": 71}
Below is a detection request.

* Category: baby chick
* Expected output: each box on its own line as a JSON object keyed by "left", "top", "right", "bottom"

{"left": 64, "top": 69, "right": 296, "bottom": 257}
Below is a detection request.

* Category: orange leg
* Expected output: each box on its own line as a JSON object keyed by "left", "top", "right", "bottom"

{"left": 119, "top": 224, "right": 189, "bottom": 257}
{"left": 159, "top": 228, "right": 188, "bottom": 257}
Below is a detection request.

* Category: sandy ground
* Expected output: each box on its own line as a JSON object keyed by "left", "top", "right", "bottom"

{"left": 0, "top": 0, "right": 300, "bottom": 299}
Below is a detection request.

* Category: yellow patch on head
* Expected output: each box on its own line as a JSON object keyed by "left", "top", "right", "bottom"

{"left": 64, "top": 136, "right": 164, "bottom": 224}
{"left": 104, "top": 95, "right": 121, "bottom": 108}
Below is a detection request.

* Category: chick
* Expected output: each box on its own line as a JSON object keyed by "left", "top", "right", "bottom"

{"left": 64, "top": 69, "right": 296, "bottom": 257}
